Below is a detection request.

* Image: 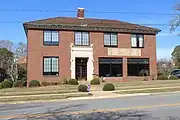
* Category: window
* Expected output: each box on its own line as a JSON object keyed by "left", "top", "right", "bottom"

{"left": 43, "top": 57, "right": 59, "bottom": 75}
{"left": 127, "top": 58, "right": 149, "bottom": 76}
{"left": 131, "top": 34, "right": 144, "bottom": 48}
{"left": 44, "top": 31, "right": 59, "bottom": 45}
{"left": 75, "top": 32, "right": 89, "bottom": 46}
{"left": 99, "top": 58, "right": 123, "bottom": 77}
{"left": 104, "top": 33, "right": 118, "bottom": 47}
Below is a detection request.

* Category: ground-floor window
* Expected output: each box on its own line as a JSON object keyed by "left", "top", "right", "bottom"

{"left": 127, "top": 58, "right": 149, "bottom": 76}
{"left": 43, "top": 57, "right": 59, "bottom": 75}
{"left": 99, "top": 58, "right": 123, "bottom": 77}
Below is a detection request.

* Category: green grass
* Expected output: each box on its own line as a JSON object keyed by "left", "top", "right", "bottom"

{"left": 115, "top": 87, "right": 180, "bottom": 94}
{"left": 114, "top": 84, "right": 180, "bottom": 90}
{"left": 0, "top": 85, "right": 78, "bottom": 93}
{"left": 0, "top": 93, "right": 91, "bottom": 103}
{"left": 0, "top": 90, "right": 79, "bottom": 96}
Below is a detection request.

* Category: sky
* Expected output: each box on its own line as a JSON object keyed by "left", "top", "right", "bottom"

{"left": 0, "top": 0, "right": 179, "bottom": 59}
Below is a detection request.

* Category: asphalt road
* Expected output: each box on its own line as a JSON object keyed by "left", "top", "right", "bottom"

{"left": 1, "top": 93, "right": 180, "bottom": 120}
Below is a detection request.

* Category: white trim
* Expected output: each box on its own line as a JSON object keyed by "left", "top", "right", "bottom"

{"left": 70, "top": 44, "right": 93, "bottom": 81}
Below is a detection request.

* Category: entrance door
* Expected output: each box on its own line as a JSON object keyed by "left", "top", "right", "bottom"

{"left": 75, "top": 58, "right": 88, "bottom": 80}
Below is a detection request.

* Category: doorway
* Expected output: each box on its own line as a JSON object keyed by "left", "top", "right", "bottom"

{"left": 75, "top": 57, "right": 88, "bottom": 80}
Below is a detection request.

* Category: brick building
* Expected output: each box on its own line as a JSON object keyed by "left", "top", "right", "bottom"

{"left": 24, "top": 8, "right": 161, "bottom": 83}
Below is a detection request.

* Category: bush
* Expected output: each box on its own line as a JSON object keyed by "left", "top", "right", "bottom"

{"left": 78, "top": 84, "right": 88, "bottom": 92}
{"left": 90, "top": 78, "right": 100, "bottom": 85}
{"left": 29, "top": 80, "right": 41, "bottom": 87}
{"left": 41, "top": 81, "right": 50, "bottom": 86}
{"left": 169, "top": 75, "right": 179, "bottom": 80}
{"left": 157, "top": 72, "right": 163, "bottom": 77}
{"left": 68, "top": 79, "right": 78, "bottom": 85}
{"left": 158, "top": 75, "right": 168, "bottom": 80}
{"left": 13, "top": 80, "right": 26, "bottom": 87}
{"left": 0, "top": 79, "right": 13, "bottom": 89}
{"left": 103, "top": 83, "right": 115, "bottom": 91}
{"left": 62, "top": 78, "right": 68, "bottom": 85}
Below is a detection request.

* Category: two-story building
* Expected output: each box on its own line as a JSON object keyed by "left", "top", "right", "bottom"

{"left": 24, "top": 8, "right": 161, "bottom": 84}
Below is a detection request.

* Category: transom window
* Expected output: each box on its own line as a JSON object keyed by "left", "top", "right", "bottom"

{"left": 104, "top": 33, "right": 118, "bottom": 47}
{"left": 44, "top": 31, "right": 59, "bottom": 45}
{"left": 43, "top": 57, "right": 59, "bottom": 75}
{"left": 75, "top": 32, "right": 89, "bottom": 46}
{"left": 131, "top": 34, "right": 144, "bottom": 48}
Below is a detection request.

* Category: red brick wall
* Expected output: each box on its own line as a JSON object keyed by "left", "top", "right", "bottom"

{"left": 91, "top": 32, "right": 157, "bottom": 80}
{"left": 27, "top": 30, "right": 157, "bottom": 83}
{"left": 27, "top": 30, "right": 74, "bottom": 84}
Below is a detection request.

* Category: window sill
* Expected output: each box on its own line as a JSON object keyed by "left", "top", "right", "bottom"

{"left": 104, "top": 46, "right": 118, "bottom": 47}
{"left": 43, "top": 75, "right": 59, "bottom": 77}
{"left": 43, "top": 44, "right": 59, "bottom": 46}
{"left": 131, "top": 47, "right": 144, "bottom": 48}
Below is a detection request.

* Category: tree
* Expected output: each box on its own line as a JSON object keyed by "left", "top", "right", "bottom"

{"left": 157, "top": 58, "right": 174, "bottom": 76}
{"left": 171, "top": 45, "right": 180, "bottom": 68}
{"left": 0, "top": 48, "right": 13, "bottom": 70}
{"left": 6, "top": 42, "right": 27, "bottom": 81}
{"left": 0, "top": 40, "right": 27, "bottom": 82}
{"left": 0, "top": 40, "right": 14, "bottom": 51}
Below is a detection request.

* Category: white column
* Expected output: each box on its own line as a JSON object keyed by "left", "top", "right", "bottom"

{"left": 71, "top": 57, "right": 76, "bottom": 79}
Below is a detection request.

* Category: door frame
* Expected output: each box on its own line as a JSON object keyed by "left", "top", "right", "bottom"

{"left": 75, "top": 57, "right": 88, "bottom": 80}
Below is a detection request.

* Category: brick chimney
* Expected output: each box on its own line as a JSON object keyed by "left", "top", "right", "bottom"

{"left": 77, "top": 8, "right": 84, "bottom": 19}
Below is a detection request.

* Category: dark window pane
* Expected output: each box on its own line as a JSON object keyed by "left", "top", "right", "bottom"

{"left": 127, "top": 58, "right": 149, "bottom": 76}
{"left": 99, "top": 58, "right": 123, "bottom": 77}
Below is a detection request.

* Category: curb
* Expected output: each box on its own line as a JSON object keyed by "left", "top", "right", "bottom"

{"left": 0, "top": 91, "right": 179, "bottom": 105}
{"left": 68, "top": 93, "right": 151, "bottom": 100}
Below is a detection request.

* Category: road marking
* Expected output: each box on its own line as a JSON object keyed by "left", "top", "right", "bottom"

{"left": 1, "top": 102, "right": 180, "bottom": 119}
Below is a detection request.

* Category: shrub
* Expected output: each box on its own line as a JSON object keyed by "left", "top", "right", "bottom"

{"left": 78, "top": 84, "right": 88, "bottom": 92}
{"left": 29, "top": 80, "right": 41, "bottom": 87}
{"left": 157, "top": 75, "right": 168, "bottom": 80}
{"left": 103, "top": 83, "right": 115, "bottom": 91}
{"left": 13, "top": 80, "right": 26, "bottom": 87}
{"left": 90, "top": 78, "right": 100, "bottom": 85}
{"left": 157, "top": 72, "right": 163, "bottom": 77}
{"left": 0, "top": 79, "right": 13, "bottom": 89}
{"left": 169, "top": 75, "right": 179, "bottom": 80}
{"left": 68, "top": 79, "right": 78, "bottom": 85}
{"left": 41, "top": 82, "right": 50, "bottom": 86}
{"left": 62, "top": 78, "right": 68, "bottom": 85}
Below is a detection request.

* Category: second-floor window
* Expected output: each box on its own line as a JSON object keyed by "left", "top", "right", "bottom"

{"left": 104, "top": 33, "right": 118, "bottom": 47}
{"left": 131, "top": 34, "right": 144, "bottom": 48}
{"left": 75, "top": 32, "right": 89, "bottom": 46}
{"left": 44, "top": 31, "right": 59, "bottom": 46}
{"left": 43, "top": 57, "right": 59, "bottom": 75}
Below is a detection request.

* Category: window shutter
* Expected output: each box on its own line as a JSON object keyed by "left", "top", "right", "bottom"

{"left": 139, "top": 35, "right": 144, "bottom": 47}
{"left": 131, "top": 35, "right": 137, "bottom": 47}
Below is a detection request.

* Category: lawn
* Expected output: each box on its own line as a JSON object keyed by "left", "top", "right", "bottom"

{"left": 0, "top": 80, "right": 180, "bottom": 103}
{"left": 114, "top": 87, "right": 180, "bottom": 94}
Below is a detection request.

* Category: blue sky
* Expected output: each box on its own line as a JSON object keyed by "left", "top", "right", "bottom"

{"left": 0, "top": 0, "right": 179, "bottom": 59}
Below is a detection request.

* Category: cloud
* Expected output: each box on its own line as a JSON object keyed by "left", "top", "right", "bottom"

{"left": 157, "top": 48, "right": 173, "bottom": 59}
